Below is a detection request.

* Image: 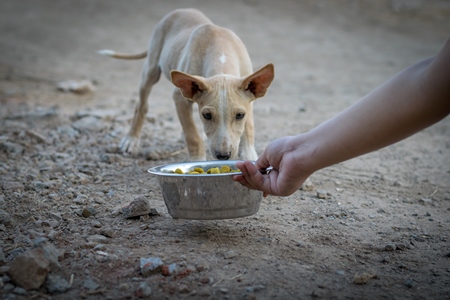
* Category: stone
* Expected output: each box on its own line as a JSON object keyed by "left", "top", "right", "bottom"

{"left": 1, "top": 181, "right": 24, "bottom": 191}
{"left": 352, "top": 270, "right": 377, "bottom": 284}
{"left": 82, "top": 206, "right": 98, "bottom": 218}
{"left": 224, "top": 250, "right": 237, "bottom": 259}
{"left": 57, "top": 79, "right": 96, "bottom": 94}
{"left": 316, "top": 190, "right": 328, "bottom": 199}
{"left": 86, "top": 235, "right": 108, "bottom": 244}
{"left": 140, "top": 257, "right": 163, "bottom": 276}
{"left": 385, "top": 244, "right": 397, "bottom": 251}
{"left": 8, "top": 248, "right": 50, "bottom": 290}
{"left": 45, "top": 273, "right": 71, "bottom": 294}
{"left": 179, "top": 283, "right": 190, "bottom": 293}
{"left": 122, "top": 196, "right": 152, "bottom": 218}
{"left": 0, "top": 209, "right": 11, "bottom": 225}
{"left": 72, "top": 116, "right": 104, "bottom": 132}
{"left": 135, "top": 281, "right": 152, "bottom": 298}
{"left": 33, "top": 238, "right": 62, "bottom": 271}
{"left": 0, "top": 142, "right": 24, "bottom": 154}
{"left": 161, "top": 263, "right": 178, "bottom": 276}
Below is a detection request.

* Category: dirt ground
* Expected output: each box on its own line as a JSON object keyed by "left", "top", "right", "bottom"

{"left": 1, "top": 0, "right": 449, "bottom": 299}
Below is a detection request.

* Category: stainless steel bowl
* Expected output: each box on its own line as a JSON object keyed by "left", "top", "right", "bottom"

{"left": 148, "top": 160, "right": 263, "bottom": 220}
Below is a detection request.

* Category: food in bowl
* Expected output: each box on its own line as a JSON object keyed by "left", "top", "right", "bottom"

{"left": 173, "top": 165, "right": 239, "bottom": 175}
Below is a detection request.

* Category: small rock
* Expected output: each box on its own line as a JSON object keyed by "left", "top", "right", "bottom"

{"left": 1, "top": 181, "right": 24, "bottom": 191}
{"left": 33, "top": 238, "right": 62, "bottom": 271}
{"left": 179, "top": 283, "right": 190, "bottom": 293}
{"left": 404, "top": 278, "right": 416, "bottom": 288}
{"left": 72, "top": 116, "right": 104, "bottom": 132}
{"left": 316, "top": 190, "right": 327, "bottom": 199}
{"left": 57, "top": 79, "right": 96, "bottom": 94}
{"left": 83, "top": 277, "right": 100, "bottom": 291}
{"left": 224, "top": 250, "right": 237, "bottom": 259}
{"left": 0, "top": 142, "right": 24, "bottom": 154}
{"left": 246, "top": 285, "right": 266, "bottom": 293}
{"left": 352, "top": 270, "right": 376, "bottom": 285}
{"left": 300, "top": 179, "right": 315, "bottom": 191}
{"left": 0, "top": 247, "right": 5, "bottom": 265}
{"left": 86, "top": 235, "right": 108, "bottom": 244}
{"left": 396, "top": 243, "right": 407, "bottom": 251}
{"left": 135, "top": 281, "right": 152, "bottom": 298}
{"left": 161, "top": 263, "right": 178, "bottom": 276}
{"left": 0, "top": 209, "right": 11, "bottom": 225}
{"left": 82, "top": 206, "right": 98, "bottom": 218}
{"left": 196, "top": 260, "right": 210, "bottom": 272}
{"left": 13, "top": 286, "right": 27, "bottom": 295}
{"left": 140, "top": 257, "right": 163, "bottom": 276}
{"left": 8, "top": 248, "right": 50, "bottom": 290}
{"left": 45, "top": 273, "right": 71, "bottom": 294}
{"left": 385, "top": 244, "right": 397, "bottom": 251}
{"left": 122, "top": 196, "right": 152, "bottom": 218}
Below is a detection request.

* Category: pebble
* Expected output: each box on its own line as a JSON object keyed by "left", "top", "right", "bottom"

{"left": 45, "top": 273, "right": 71, "bottom": 293}
{"left": 352, "top": 270, "right": 376, "bottom": 285}
{"left": 13, "top": 286, "right": 27, "bottom": 295}
{"left": 179, "top": 283, "right": 190, "bottom": 293}
{"left": 404, "top": 279, "right": 416, "bottom": 288}
{"left": 33, "top": 238, "right": 62, "bottom": 271}
{"left": 224, "top": 250, "right": 237, "bottom": 259}
{"left": 246, "top": 285, "right": 266, "bottom": 293}
{"left": 140, "top": 257, "right": 163, "bottom": 276}
{"left": 316, "top": 190, "right": 328, "bottom": 199}
{"left": 86, "top": 234, "right": 108, "bottom": 244}
{"left": 0, "top": 142, "right": 24, "bottom": 154}
{"left": 8, "top": 248, "right": 50, "bottom": 290}
{"left": 1, "top": 181, "right": 24, "bottom": 191}
{"left": 135, "top": 281, "right": 152, "bottom": 298}
{"left": 83, "top": 277, "right": 100, "bottom": 291}
{"left": 161, "top": 263, "right": 178, "bottom": 276}
{"left": 122, "top": 196, "right": 152, "bottom": 218}
{"left": 82, "top": 206, "right": 98, "bottom": 217}
{"left": 57, "top": 79, "right": 96, "bottom": 94}
{"left": 0, "top": 209, "right": 12, "bottom": 225}
{"left": 196, "top": 260, "right": 210, "bottom": 272}
{"left": 385, "top": 244, "right": 397, "bottom": 251}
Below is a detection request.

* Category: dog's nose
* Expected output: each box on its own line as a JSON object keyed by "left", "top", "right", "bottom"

{"left": 215, "top": 151, "right": 231, "bottom": 160}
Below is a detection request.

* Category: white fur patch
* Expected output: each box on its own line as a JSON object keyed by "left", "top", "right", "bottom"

{"left": 219, "top": 54, "right": 226, "bottom": 64}
{"left": 97, "top": 49, "right": 115, "bottom": 56}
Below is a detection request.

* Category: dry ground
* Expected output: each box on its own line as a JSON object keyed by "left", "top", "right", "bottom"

{"left": 0, "top": 0, "right": 449, "bottom": 299}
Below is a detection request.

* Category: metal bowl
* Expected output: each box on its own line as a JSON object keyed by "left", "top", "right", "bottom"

{"left": 148, "top": 160, "right": 262, "bottom": 220}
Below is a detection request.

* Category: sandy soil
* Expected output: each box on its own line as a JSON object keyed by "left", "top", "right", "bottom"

{"left": 1, "top": 0, "right": 449, "bottom": 299}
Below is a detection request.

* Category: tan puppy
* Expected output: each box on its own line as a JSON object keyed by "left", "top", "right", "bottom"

{"left": 99, "top": 8, "right": 274, "bottom": 161}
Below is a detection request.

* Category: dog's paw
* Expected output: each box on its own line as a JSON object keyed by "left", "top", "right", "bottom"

{"left": 239, "top": 148, "right": 258, "bottom": 161}
{"left": 119, "top": 135, "right": 140, "bottom": 155}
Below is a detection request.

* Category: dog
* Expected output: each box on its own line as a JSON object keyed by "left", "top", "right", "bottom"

{"left": 99, "top": 8, "right": 274, "bottom": 161}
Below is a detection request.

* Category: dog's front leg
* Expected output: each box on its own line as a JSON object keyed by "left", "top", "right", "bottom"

{"left": 239, "top": 105, "right": 258, "bottom": 160}
{"left": 173, "top": 90, "right": 206, "bottom": 161}
{"left": 120, "top": 64, "right": 161, "bottom": 154}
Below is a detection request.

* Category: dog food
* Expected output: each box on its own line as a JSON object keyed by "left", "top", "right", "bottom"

{"left": 172, "top": 166, "right": 239, "bottom": 175}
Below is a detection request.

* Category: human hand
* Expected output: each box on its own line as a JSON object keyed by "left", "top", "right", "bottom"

{"left": 233, "top": 136, "right": 312, "bottom": 197}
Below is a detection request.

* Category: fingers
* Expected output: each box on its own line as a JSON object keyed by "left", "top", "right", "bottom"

{"left": 234, "top": 160, "right": 271, "bottom": 195}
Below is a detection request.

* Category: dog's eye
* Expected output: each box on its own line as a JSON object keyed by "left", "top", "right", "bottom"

{"left": 236, "top": 113, "right": 245, "bottom": 120}
{"left": 202, "top": 112, "right": 212, "bottom": 120}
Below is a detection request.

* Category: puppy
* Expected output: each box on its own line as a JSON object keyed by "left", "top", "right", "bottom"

{"left": 99, "top": 8, "right": 274, "bottom": 160}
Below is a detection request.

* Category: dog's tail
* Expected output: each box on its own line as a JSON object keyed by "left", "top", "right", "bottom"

{"left": 97, "top": 49, "right": 148, "bottom": 60}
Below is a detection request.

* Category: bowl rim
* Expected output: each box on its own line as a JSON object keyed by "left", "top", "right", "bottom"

{"left": 147, "top": 160, "right": 247, "bottom": 177}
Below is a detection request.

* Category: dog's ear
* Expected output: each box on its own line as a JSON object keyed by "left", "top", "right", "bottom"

{"left": 240, "top": 63, "right": 274, "bottom": 99}
{"left": 171, "top": 71, "right": 208, "bottom": 100}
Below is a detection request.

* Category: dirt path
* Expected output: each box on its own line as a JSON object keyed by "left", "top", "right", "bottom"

{"left": 1, "top": 0, "right": 449, "bottom": 299}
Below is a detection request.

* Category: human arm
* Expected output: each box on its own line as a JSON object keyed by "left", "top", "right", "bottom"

{"left": 233, "top": 37, "right": 450, "bottom": 197}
